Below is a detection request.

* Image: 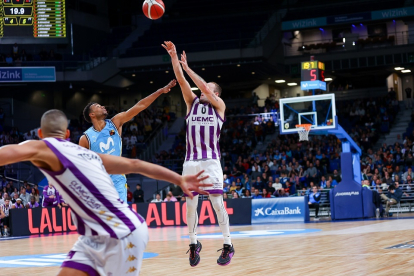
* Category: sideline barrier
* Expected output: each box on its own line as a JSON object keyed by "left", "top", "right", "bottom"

{"left": 251, "top": 197, "right": 309, "bottom": 224}
{"left": 9, "top": 199, "right": 252, "bottom": 236}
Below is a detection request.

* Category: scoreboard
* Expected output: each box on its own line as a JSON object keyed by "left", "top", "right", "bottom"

{"left": 0, "top": 0, "right": 66, "bottom": 38}
{"left": 300, "top": 60, "right": 326, "bottom": 91}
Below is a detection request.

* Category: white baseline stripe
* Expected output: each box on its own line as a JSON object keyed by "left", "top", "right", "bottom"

{"left": 0, "top": 261, "right": 55, "bottom": 266}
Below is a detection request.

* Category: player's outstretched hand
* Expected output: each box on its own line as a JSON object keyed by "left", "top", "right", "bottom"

{"left": 180, "top": 170, "right": 212, "bottom": 199}
{"left": 178, "top": 51, "right": 190, "bottom": 71}
{"left": 159, "top": 79, "right": 177, "bottom": 94}
{"left": 161, "top": 41, "right": 177, "bottom": 57}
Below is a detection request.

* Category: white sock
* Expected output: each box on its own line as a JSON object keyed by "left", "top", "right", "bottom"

{"left": 210, "top": 194, "right": 231, "bottom": 245}
{"left": 186, "top": 195, "right": 199, "bottom": 244}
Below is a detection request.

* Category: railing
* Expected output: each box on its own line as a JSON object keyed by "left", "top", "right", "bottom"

{"left": 0, "top": 60, "right": 92, "bottom": 71}
{"left": 284, "top": 31, "right": 412, "bottom": 57}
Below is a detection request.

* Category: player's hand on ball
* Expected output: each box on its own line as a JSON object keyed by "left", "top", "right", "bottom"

{"left": 160, "top": 79, "right": 177, "bottom": 94}
{"left": 161, "top": 41, "right": 177, "bottom": 57}
{"left": 179, "top": 51, "right": 190, "bottom": 71}
{"left": 180, "top": 170, "right": 212, "bottom": 199}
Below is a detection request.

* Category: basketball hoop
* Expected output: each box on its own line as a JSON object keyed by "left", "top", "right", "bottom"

{"left": 296, "top": 124, "right": 312, "bottom": 141}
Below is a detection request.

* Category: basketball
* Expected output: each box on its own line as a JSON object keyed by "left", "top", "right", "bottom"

{"left": 142, "top": 0, "right": 165, "bottom": 20}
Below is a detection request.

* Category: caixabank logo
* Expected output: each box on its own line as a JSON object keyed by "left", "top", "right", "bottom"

{"left": 254, "top": 206, "right": 302, "bottom": 216}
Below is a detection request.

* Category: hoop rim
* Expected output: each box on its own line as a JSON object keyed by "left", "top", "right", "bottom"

{"left": 295, "top": 124, "right": 312, "bottom": 131}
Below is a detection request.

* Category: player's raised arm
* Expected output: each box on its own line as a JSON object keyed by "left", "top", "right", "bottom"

{"left": 162, "top": 41, "right": 196, "bottom": 108}
{"left": 98, "top": 153, "right": 212, "bottom": 199}
{"left": 179, "top": 51, "right": 225, "bottom": 113}
{"left": 111, "top": 79, "right": 177, "bottom": 128}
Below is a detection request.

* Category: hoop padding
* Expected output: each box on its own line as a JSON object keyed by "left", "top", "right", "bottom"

{"left": 296, "top": 124, "right": 312, "bottom": 141}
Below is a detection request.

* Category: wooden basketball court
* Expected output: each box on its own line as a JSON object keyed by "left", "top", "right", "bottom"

{"left": 1, "top": 218, "right": 414, "bottom": 275}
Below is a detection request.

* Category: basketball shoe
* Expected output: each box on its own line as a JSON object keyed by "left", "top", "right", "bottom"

{"left": 217, "top": 244, "right": 235, "bottom": 266}
{"left": 186, "top": 240, "right": 202, "bottom": 267}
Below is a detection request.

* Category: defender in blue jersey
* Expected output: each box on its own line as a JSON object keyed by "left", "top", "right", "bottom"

{"left": 79, "top": 80, "right": 177, "bottom": 202}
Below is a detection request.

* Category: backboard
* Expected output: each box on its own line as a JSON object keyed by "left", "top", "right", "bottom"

{"left": 279, "top": 93, "right": 336, "bottom": 134}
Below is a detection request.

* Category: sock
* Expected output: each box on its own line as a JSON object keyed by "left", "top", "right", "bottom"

{"left": 210, "top": 194, "right": 231, "bottom": 245}
{"left": 186, "top": 195, "right": 199, "bottom": 244}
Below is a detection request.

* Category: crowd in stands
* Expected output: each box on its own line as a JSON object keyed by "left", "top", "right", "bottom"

{"left": 2, "top": 43, "right": 63, "bottom": 66}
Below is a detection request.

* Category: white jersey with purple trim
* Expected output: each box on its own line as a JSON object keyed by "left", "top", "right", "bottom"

{"left": 185, "top": 97, "right": 224, "bottom": 161}
{"left": 39, "top": 137, "right": 144, "bottom": 239}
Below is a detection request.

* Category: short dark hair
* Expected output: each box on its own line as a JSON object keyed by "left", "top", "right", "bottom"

{"left": 210, "top": 82, "right": 222, "bottom": 96}
{"left": 83, "top": 102, "right": 96, "bottom": 123}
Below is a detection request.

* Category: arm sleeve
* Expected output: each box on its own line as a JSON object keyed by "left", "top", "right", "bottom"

{"left": 314, "top": 193, "right": 322, "bottom": 201}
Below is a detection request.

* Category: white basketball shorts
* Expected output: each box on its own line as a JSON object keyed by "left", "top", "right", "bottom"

{"left": 61, "top": 223, "right": 149, "bottom": 276}
{"left": 182, "top": 159, "right": 224, "bottom": 195}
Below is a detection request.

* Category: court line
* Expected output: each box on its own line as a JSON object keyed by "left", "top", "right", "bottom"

{"left": 144, "top": 252, "right": 414, "bottom": 260}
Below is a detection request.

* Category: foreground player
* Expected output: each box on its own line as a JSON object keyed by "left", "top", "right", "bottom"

{"left": 0, "top": 109, "right": 211, "bottom": 275}
{"left": 163, "top": 41, "right": 234, "bottom": 266}
{"left": 79, "top": 80, "right": 177, "bottom": 202}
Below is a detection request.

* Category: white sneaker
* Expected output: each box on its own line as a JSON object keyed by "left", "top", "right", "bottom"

{"left": 376, "top": 208, "right": 380, "bottom": 218}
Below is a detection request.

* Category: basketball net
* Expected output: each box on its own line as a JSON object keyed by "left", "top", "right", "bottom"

{"left": 296, "top": 124, "right": 312, "bottom": 141}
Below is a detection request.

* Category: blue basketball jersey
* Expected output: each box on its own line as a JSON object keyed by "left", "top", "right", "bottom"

{"left": 84, "top": 119, "right": 127, "bottom": 191}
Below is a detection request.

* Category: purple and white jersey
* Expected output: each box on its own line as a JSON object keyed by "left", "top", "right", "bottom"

{"left": 185, "top": 97, "right": 224, "bottom": 161}
{"left": 42, "top": 186, "right": 59, "bottom": 207}
{"left": 39, "top": 137, "right": 144, "bottom": 239}
{"left": 28, "top": 202, "right": 40, "bottom": 208}
{"left": 1, "top": 203, "right": 10, "bottom": 216}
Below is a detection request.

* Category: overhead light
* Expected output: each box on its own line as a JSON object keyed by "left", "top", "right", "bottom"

{"left": 191, "top": 87, "right": 199, "bottom": 91}
{"left": 275, "top": 80, "right": 286, "bottom": 83}
{"left": 237, "top": 64, "right": 241, "bottom": 67}
{"left": 343, "top": 38, "right": 346, "bottom": 43}
{"left": 287, "top": 83, "right": 297, "bottom": 86}
{"left": 251, "top": 72, "right": 255, "bottom": 75}
{"left": 150, "top": 81, "right": 153, "bottom": 84}
{"left": 395, "top": 67, "right": 404, "bottom": 70}
{"left": 165, "top": 71, "right": 169, "bottom": 73}
{"left": 402, "top": 69, "right": 411, "bottom": 73}
{"left": 352, "top": 41, "right": 355, "bottom": 46}
{"left": 202, "top": 68, "right": 205, "bottom": 71}
{"left": 132, "top": 74, "right": 136, "bottom": 77}
{"left": 217, "top": 75, "right": 221, "bottom": 78}
{"left": 325, "top": 78, "right": 333, "bottom": 81}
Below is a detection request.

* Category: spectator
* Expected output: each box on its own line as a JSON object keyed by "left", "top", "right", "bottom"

{"left": 308, "top": 186, "right": 321, "bottom": 219}
{"left": 272, "top": 178, "right": 283, "bottom": 190}
{"left": 252, "top": 189, "right": 262, "bottom": 199}
{"left": 328, "top": 176, "right": 338, "bottom": 187}
{"left": 12, "top": 198, "right": 24, "bottom": 209}
{"left": 11, "top": 193, "right": 19, "bottom": 204}
{"left": 320, "top": 176, "right": 327, "bottom": 188}
{"left": 380, "top": 184, "right": 402, "bottom": 217}
{"left": 304, "top": 163, "right": 318, "bottom": 184}
{"left": 234, "top": 183, "right": 243, "bottom": 197}
{"left": 133, "top": 184, "right": 144, "bottom": 203}
{"left": 151, "top": 193, "right": 162, "bottom": 203}
{"left": 20, "top": 187, "right": 30, "bottom": 206}
{"left": 27, "top": 196, "right": 40, "bottom": 208}
{"left": 31, "top": 184, "right": 40, "bottom": 203}
{"left": 169, "top": 183, "right": 183, "bottom": 201}
{"left": 10, "top": 187, "right": 18, "bottom": 198}
{"left": 42, "top": 183, "right": 60, "bottom": 207}
{"left": 0, "top": 199, "right": 11, "bottom": 236}
{"left": 12, "top": 43, "right": 18, "bottom": 55}
{"left": 126, "top": 185, "right": 133, "bottom": 204}
{"left": 5, "top": 54, "right": 13, "bottom": 65}
{"left": 232, "top": 191, "right": 239, "bottom": 199}
{"left": 332, "top": 170, "right": 342, "bottom": 183}
{"left": 229, "top": 181, "right": 237, "bottom": 193}
{"left": 267, "top": 181, "right": 275, "bottom": 194}
{"left": 243, "top": 189, "right": 252, "bottom": 198}
{"left": 164, "top": 191, "right": 177, "bottom": 202}
{"left": 403, "top": 167, "right": 414, "bottom": 181}
{"left": 274, "top": 188, "right": 288, "bottom": 197}
{"left": 262, "top": 188, "right": 271, "bottom": 198}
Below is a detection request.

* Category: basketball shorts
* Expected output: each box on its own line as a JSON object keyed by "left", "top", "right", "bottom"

{"left": 182, "top": 159, "right": 224, "bottom": 195}
{"left": 61, "top": 223, "right": 149, "bottom": 276}
{"left": 111, "top": 175, "right": 127, "bottom": 203}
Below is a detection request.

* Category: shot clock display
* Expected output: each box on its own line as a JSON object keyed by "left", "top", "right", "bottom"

{"left": 301, "top": 61, "right": 325, "bottom": 82}
{"left": 0, "top": 0, "right": 66, "bottom": 38}
{"left": 300, "top": 60, "right": 326, "bottom": 91}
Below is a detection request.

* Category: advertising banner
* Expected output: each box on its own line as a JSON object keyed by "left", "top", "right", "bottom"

{"left": 0, "top": 67, "right": 56, "bottom": 82}
{"left": 10, "top": 199, "right": 252, "bottom": 236}
{"left": 251, "top": 197, "right": 309, "bottom": 224}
